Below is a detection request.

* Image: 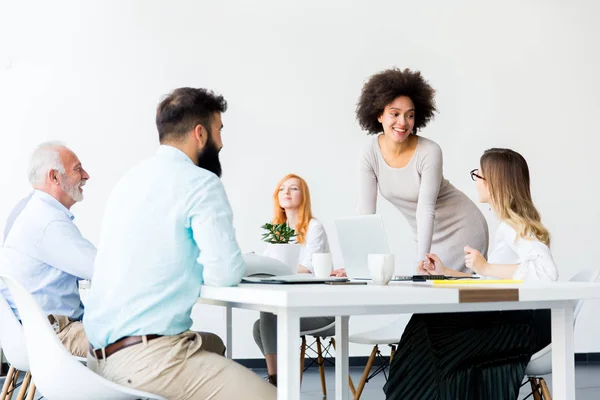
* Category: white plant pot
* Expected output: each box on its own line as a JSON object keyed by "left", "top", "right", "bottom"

{"left": 263, "top": 243, "right": 302, "bottom": 271}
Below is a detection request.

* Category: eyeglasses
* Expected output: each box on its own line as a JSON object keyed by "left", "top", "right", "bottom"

{"left": 470, "top": 169, "right": 485, "bottom": 181}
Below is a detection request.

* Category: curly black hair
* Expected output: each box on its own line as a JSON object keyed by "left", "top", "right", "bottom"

{"left": 356, "top": 68, "right": 437, "bottom": 135}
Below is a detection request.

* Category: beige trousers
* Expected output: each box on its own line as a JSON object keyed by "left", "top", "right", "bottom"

{"left": 87, "top": 331, "right": 276, "bottom": 400}
{"left": 51, "top": 314, "right": 89, "bottom": 358}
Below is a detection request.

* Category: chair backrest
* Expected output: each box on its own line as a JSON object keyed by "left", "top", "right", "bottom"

{"left": 0, "top": 275, "right": 166, "bottom": 400}
{"left": 0, "top": 290, "right": 29, "bottom": 371}
{"left": 570, "top": 269, "right": 600, "bottom": 320}
{"left": 301, "top": 321, "right": 336, "bottom": 336}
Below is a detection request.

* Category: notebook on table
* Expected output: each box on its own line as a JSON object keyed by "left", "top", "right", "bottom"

{"left": 391, "top": 275, "right": 481, "bottom": 282}
{"left": 242, "top": 275, "right": 350, "bottom": 284}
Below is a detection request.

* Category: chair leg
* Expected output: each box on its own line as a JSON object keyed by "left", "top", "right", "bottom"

{"left": 16, "top": 372, "right": 31, "bottom": 400}
{"left": 0, "top": 366, "right": 15, "bottom": 400}
{"left": 390, "top": 345, "right": 397, "bottom": 364}
{"left": 7, "top": 370, "right": 20, "bottom": 397}
{"left": 539, "top": 378, "right": 552, "bottom": 400}
{"left": 25, "top": 383, "right": 36, "bottom": 400}
{"left": 529, "top": 377, "right": 542, "bottom": 400}
{"left": 300, "top": 335, "right": 306, "bottom": 385}
{"left": 330, "top": 337, "right": 357, "bottom": 395}
{"left": 316, "top": 337, "right": 327, "bottom": 396}
{"left": 349, "top": 373, "right": 357, "bottom": 396}
{"left": 355, "top": 345, "right": 378, "bottom": 400}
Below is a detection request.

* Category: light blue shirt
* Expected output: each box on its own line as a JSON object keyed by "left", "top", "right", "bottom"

{"left": 83, "top": 145, "right": 245, "bottom": 348}
{"left": 0, "top": 191, "right": 96, "bottom": 320}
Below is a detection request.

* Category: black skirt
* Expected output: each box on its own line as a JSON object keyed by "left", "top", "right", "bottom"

{"left": 383, "top": 310, "right": 551, "bottom": 400}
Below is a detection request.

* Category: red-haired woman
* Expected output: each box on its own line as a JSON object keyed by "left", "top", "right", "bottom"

{"left": 269, "top": 174, "right": 329, "bottom": 273}
{"left": 253, "top": 174, "right": 334, "bottom": 386}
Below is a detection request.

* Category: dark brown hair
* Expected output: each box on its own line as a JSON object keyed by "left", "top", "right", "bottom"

{"left": 356, "top": 68, "right": 437, "bottom": 135}
{"left": 156, "top": 87, "right": 227, "bottom": 143}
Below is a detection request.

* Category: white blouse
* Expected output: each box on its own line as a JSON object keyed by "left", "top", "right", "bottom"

{"left": 486, "top": 222, "right": 558, "bottom": 281}
{"left": 297, "top": 219, "right": 330, "bottom": 273}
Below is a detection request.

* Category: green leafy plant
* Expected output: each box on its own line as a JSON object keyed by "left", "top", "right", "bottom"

{"left": 261, "top": 222, "right": 297, "bottom": 244}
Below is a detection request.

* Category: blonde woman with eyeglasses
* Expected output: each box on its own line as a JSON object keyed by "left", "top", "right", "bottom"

{"left": 384, "top": 148, "right": 558, "bottom": 400}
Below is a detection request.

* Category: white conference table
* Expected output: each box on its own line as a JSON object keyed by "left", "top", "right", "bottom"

{"left": 199, "top": 281, "right": 600, "bottom": 400}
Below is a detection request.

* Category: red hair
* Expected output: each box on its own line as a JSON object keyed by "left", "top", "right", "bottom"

{"left": 272, "top": 174, "right": 313, "bottom": 244}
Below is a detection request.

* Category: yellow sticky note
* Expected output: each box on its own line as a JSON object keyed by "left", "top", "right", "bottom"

{"left": 433, "top": 279, "right": 523, "bottom": 285}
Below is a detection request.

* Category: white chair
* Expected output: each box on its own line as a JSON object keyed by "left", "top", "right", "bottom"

{"left": 348, "top": 316, "right": 410, "bottom": 399}
{"left": 525, "top": 269, "right": 600, "bottom": 400}
{"left": 0, "top": 275, "right": 166, "bottom": 400}
{"left": 1, "top": 287, "right": 87, "bottom": 400}
{"left": 0, "top": 291, "right": 34, "bottom": 400}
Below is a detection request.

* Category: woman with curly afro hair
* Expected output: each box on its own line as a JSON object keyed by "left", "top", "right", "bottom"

{"left": 355, "top": 68, "right": 489, "bottom": 273}
{"left": 354, "top": 71, "right": 552, "bottom": 400}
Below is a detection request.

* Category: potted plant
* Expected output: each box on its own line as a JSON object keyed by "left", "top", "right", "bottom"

{"left": 261, "top": 222, "right": 301, "bottom": 270}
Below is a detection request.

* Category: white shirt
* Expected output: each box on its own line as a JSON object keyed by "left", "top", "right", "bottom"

{"left": 486, "top": 222, "right": 558, "bottom": 281}
{"left": 297, "top": 219, "right": 330, "bottom": 273}
{"left": 0, "top": 190, "right": 96, "bottom": 319}
{"left": 83, "top": 145, "right": 245, "bottom": 348}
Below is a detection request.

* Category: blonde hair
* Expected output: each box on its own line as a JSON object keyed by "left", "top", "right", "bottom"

{"left": 272, "top": 174, "right": 313, "bottom": 244}
{"left": 480, "top": 148, "right": 550, "bottom": 246}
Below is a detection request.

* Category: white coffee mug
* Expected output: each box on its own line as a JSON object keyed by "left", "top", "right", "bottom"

{"left": 368, "top": 254, "right": 395, "bottom": 285}
{"left": 312, "top": 253, "right": 333, "bottom": 278}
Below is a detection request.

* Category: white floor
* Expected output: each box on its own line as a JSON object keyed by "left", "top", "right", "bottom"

{"left": 2, "top": 364, "right": 600, "bottom": 399}
{"left": 257, "top": 364, "right": 600, "bottom": 399}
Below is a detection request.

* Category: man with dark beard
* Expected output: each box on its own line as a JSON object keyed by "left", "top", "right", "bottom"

{"left": 83, "top": 88, "right": 276, "bottom": 400}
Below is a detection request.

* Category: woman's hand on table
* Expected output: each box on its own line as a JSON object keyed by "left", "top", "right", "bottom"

{"left": 330, "top": 268, "right": 347, "bottom": 277}
{"left": 297, "top": 265, "right": 312, "bottom": 274}
{"left": 464, "top": 246, "right": 488, "bottom": 274}
{"left": 416, "top": 261, "right": 431, "bottom": 275}
{"left": 423, "top": 253, "right": 448, "bottom": 275}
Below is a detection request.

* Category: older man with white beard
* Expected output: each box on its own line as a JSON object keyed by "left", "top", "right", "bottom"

{"left": 0, "top": 141, "right": 96, "bottom": 357}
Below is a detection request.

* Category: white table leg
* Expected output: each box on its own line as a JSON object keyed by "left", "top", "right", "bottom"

{"left": 551, "top": 306, "right": 575, "bottom": 400}
{"left": 335, "top": 315, "right": 350, "bottom": 400}
{"left": 277, "top": 310, "right": 300, "bottom": 400}
{"left": 225, "top": 305, "right": 232, "bottom": 359}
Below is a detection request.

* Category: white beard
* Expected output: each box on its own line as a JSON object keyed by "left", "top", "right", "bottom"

{"left": 61, "top": 178, "right": 85, "bottom": 202}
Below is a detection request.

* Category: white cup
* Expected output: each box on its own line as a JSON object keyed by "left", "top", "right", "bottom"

{"left": 368, "top": 254, "right": 395, "bottom": 285}
{"left": 312, "top": 253, "right": 333, "bottom": 278}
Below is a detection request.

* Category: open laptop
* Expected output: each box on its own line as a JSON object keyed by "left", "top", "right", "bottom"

{"left": 335, "top": 215, "right": 391, "bottom": 279}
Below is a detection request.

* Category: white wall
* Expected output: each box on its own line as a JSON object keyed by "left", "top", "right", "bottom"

{"left": 1, "top": 0, "right": 600, "bottom": 358}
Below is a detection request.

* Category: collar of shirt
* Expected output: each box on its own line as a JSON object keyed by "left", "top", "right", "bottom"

{"left": 156, "top": 145, "right": 195, "bottom": 166}
{"left": 33, "top": 190, "right": 74, "bottom": 221}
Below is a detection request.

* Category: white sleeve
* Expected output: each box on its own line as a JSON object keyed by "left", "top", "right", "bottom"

{"left": 298, "top": 221, "right": 330, "bottom": 273}
{"left": 511, "top": 240, "right": 559, "bottom": 282}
